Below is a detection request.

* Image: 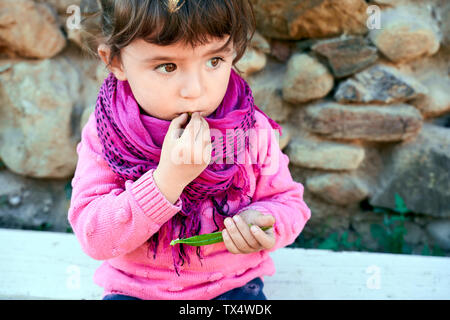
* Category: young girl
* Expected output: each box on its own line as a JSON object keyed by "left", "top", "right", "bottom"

{"left": 69, "top": 0, "right": 311, "bottom": 300}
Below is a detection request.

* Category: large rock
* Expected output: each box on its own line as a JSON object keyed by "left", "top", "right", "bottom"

{"left": 60, "top": 43, "right": 107, "bottom": 132}
{"left": 303, "top": 102, "right": 424, "bottom": 142}
{"left": 311, "top": 36, "right": 379, "bottom": 78}
{"left": 410, "top": 74, "right": 450, "bottom": 118}
{"left": 436, "top": 0, "right": 450, "bottom": 50}
{"left": 289, "top": 164, "right": 357, "bottom": 233}
{"left": 285, "top": 131, "right": 365, "bottom": 170}
{"left": 405, "top": 57, "right": 450, "bottom": 118}
{"left": 334, "top": 64, "right": 428, "bottom": 104}
{"left": 392, "top": 49, "right": 450, "bottom": 118}
{"left": 250, "top": 0, "right": 368, "bottom": 40}
{"left": 80, "top": 104, "right": 95, "bottom": 132}
{"left": 306, "top": 173, "right": 369, "bottom": 206}
{"left": 368, "top": 5, "right": 440, "bottom": 63}
{"left": 369, "top": 124, "right": 450, "bottom": 218}
{"left": 282, "top": 53, "right": 334, "bottom": 104}
{"left": 0, "top": 57, "right": 81, "bottom": 178}
{"left": 426, "top": 220, "right": 450, "bottom": 251}
{"left": 0, "top": 0, "right": 66, "bottom": 59}
{"left": 249, "top": 31, "right": 271, "bottom": 54}
{"left": 235, "top": 47, "right": 267, "bottom": 78}
{"left": 0, "top": 169, "right": 71, "bottom": 232}
{"left": 247, "top": 59, "right": 292, "bottom": 122}
{"left": 277, "top": 124, "right": 292, "bottom": 150}
{"left": 371, "top": 0, "right": 449, "bottom": 50}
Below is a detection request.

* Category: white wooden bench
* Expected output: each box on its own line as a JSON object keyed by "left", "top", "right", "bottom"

{"left": 1, "top": 228, "right": 449, "bottom": 300}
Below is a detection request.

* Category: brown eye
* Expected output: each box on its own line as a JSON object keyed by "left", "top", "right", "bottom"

{"left": 211, "top": 58, "right": 220, "bottom": 67}
{"left": 163, "top": 63, "right": 176, "bottom": 73}
{"left": 156, "top": 63, "right": 177, "bottom": 74}
{"left": 207, "top": 57, "right": 224, "bottom": 69}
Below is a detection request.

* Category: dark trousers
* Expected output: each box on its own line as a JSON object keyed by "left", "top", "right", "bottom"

{"left": 103, "top": 277, "right": 267, "bottom": 300}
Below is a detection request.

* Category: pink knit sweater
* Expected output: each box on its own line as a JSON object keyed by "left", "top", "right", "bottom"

{"left": 68, "top": 110, "right": 311, "bottom": 300}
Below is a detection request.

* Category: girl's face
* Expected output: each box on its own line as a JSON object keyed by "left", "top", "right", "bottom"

{"left": 99, "top": 35, "right": 235, "bottom": 121}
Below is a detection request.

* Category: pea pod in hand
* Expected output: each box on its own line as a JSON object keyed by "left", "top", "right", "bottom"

{"left": 170, "top": 225, "right": 272, "bottom": 247}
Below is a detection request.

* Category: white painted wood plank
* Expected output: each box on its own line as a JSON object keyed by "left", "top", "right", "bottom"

{"left": 265, "top": 248, "right": 450, "bottom": 299}
{"left": 1, "top": 228, "right": 449, "bottom": 300}
{"left": 0, "top": 228, "right": 103, "bottom": 300}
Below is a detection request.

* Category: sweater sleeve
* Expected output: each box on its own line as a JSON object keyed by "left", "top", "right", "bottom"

{"left": 236, "top": 112, "right": 311, "bottom": 252}
{"left": 68, "top": 114, "right": 182, "bottom": 260}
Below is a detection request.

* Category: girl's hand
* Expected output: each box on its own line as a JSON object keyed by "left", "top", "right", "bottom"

{"left": 222, "top": 210, "right": 276, "bottom": 254}
{"left": 155, "top": 112, "right": 212, "bottom": 190}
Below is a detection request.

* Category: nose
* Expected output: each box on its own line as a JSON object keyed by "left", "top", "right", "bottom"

{"left": 180, "top": 70, "right": 203, "bottom": 99}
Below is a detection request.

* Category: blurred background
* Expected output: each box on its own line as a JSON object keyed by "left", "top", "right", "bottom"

{"left": 0, "top": 0, "right": 449, "bottom": 258}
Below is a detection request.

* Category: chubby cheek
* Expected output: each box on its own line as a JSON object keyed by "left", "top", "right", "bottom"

{"left": 209, "top": 69, "right": 232, "bottom": 111}
{"left": 128, "top": 79, "right": 174, "bottom": 119}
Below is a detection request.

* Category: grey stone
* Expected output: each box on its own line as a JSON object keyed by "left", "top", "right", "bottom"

{"left": 369, "top": 123, "right": 450, "bottom": 217}
{"left": 282, "top": 53, "right": 334, "bottom": 104}
{"left": 0, "top": 56, "right": 81, "bottom": 178}
{"left": 0, "top": 0, "right": 66, "bottom": 59}
{"left": 368, "top": 4, "right": 440, "bottom": 63}
{"left": 334, "top": 64, "right": 428, "bottom": 104}
{"left": 311, "top": 36, "right": 379, "bottom": 78}
{"left": 247, "top": 59, "right": 292, "bottom": 122}
{"left": 303, "top": 101, "right": 424, "bottom": 142}
{"left": 285, "top": 132, "right": 365, "bottom": 170}
{"left": 426, "top": 220, "right": 450, "bottom": 250}
{"left": 0, "top": 169, "right": 71, "bottom": 232}
{"left": 235, "top": 47, "right": 267, "bottom": 78}
{"left": 408, "top": 69, "right": 450, "bottom": 118}
{"left": 306, "top": 173, "right": 369, "bottom": 206}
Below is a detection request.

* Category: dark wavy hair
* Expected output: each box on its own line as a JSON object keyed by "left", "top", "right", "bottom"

{"left": 81, "top": 0, "right": 256, "bottom": 75}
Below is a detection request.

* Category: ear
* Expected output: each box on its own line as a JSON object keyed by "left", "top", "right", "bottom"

{"left": 97, "top": 43, "right": 127, "bottom": 81}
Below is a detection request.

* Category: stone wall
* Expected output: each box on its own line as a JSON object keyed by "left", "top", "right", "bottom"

{"left": 0, "top": 0, "right": 449, "bottom": 255}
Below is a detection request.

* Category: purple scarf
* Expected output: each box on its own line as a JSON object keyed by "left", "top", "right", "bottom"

{"left": 95, "top": 69, "right": 282, "bottom": 274}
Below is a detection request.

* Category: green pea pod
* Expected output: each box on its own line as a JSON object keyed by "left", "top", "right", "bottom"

{"left": 170, "top": 225, "right": 272, "bottom": 247}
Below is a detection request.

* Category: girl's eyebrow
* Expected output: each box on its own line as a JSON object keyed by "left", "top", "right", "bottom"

{"left": 142, "top": 46, "right": 232, "bottom": 63}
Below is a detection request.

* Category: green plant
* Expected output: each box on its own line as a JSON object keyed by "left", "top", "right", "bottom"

{"left": 370, "top": 193, "right": 412, "bottom": 254}
{"left": 289, "top": 233, "right": 319, "bottom": 249}
{"left": 0, "top": 194, "right": 8, "bottom": 207}
{"left": 64, "top": 181, "right": 73, "bottom": 200}
{"left": 421, "top": 243, "right": 445, "bottom": 257}
{"left": 36, "top": 222, "right": 52, "bottom": 231}
{"left": 317, "top": 231, "right": 364, "bottom": 251}
{"left": 290, "top": 227, "right": 365, "bottom": 252}
{"left": 292, "top": 194, "right": 447, "bottom": 257}
{"left": 170, "top": 225, "right": 271, "bottom": 246}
